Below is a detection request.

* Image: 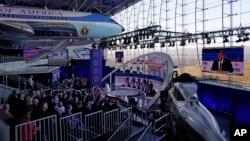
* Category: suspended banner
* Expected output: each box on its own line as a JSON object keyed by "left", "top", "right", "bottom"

{"left": 90, "top": 49, "right": 103, "bottom": 88}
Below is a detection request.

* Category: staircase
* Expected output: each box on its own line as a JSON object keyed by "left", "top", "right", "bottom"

{"left": 0, "top": 68, "right": 49, "bottom": 90}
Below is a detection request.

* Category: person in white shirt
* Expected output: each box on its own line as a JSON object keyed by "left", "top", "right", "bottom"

{"left": 27, "top": 75, "right": 34, "bottom": 89}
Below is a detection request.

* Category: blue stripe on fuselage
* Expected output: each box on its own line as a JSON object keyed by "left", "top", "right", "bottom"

{"left": 0, "top": 13, "right": 112, "bottom": 23}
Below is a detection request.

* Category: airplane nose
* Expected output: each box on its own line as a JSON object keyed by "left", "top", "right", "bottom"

{"left": 121, "top": 25, "right": 125, "bottom": 32}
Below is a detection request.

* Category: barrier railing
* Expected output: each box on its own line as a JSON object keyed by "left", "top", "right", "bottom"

{"left": 0, "top": 68, "right": 50, "bottom": 90}
{"left": 0, "top": 119, "right": 10, "bottom": 141}
{"left": 59, "top": 112, "right": 84, "bottom": 141}
{"left": 84, "top": 110, "right": 103, "bottom": 141}
{"left": 152, "top": 113, "right": 169, "bottom": 141}
{"left": 0, "top": 84, "right": 13, "bottom": 103}
{"left": 103, "top": 109, "right": 120, "bottom": 134}
{"left": 107, "top": 109, "right": 132, "bottom": 141}
{"left": 15, "top": 115, "right": 58, "bottom": 141}
{"left": 0, "top": 55, "right": 23, "bottom": 63}
{"left": 137, "top": 122, "right": 153, "bottom": 141}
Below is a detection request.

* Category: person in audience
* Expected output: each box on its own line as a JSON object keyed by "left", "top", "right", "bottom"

{"left": 30, "top": 98, "right": 40, "bottom": 120}
{"left": 20, "top": 107, "right": 40, "bottom": 141}
{"left": 27, "top": 75, "right": 34, "bottom": 89}
{"left": 0, "top": 103, "right": 14, "bottom": 125}
{"left": 54, "top": 101, "right": 65, "bottom": 117}
{"left": 46, "top": 78, "right": 52, "bottom": 88}
{"left": 62, "top": 104, "right": 85, "bottom": 128}
{"left": 39, "top": 102, "right": 49, "bottom": 118}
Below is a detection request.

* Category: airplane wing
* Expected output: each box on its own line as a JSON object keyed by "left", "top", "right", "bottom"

{"left": 0, "top": 21, "right": 34, "bottom": 35}
{"left": 0, "top": 21, "right": 78, "bottom": 37}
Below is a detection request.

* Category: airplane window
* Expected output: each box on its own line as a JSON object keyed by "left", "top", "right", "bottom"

{"left": 173, "top": 88, "right": 185, "bottom": 101}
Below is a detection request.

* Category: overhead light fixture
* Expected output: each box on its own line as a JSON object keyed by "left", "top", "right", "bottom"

{"left": 180, "top": 40, "right": 186, "bottom": 46}
{"left": 207, "top": 37, "right": 211, "bottom": 44}
{"left": 150, "top": 43, "right": 154, "bottom": 48}
{"left": 243, "top": 34, "right": 249, "bottom": 42}
{"left": 223, "top": 35, "right": 229, "bottom": 43}
{"left": 140, "top": 44, "right": 145, "bottom": 49}
{"left": 160, "top": 42, "right": 165, "bottom": 48}
{"left": 236, "top": 35, "right": 243, "bottom": 43}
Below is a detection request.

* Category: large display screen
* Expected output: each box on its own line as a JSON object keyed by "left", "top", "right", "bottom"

{"left": 202, "top": 47, "right": 244, "bottom": 75}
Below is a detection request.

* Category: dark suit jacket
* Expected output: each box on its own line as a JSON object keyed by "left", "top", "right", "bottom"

{"left": 211, "top": 58, "right": 234, "bottom": 73}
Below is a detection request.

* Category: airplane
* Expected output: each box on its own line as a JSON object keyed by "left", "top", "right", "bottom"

{"left": 0, "top": 4, "right": 124, "bottom": 42}
{"left": 166, "top": 73, "right": 227, "bottom": 141}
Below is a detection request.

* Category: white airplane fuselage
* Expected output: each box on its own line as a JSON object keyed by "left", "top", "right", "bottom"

{"left": 0, "top": 5, "right": 124, "bottom": 39}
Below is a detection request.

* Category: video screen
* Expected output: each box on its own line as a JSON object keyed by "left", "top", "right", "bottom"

{"left": 202, "top": 47, "right": 244, "bottom": 75}
{"left": 115, "top": 51, "right": 124, "bottom": 63}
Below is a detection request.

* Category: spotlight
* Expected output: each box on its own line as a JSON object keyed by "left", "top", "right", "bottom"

{"left": 160, "top": 42, "right": 165, "bottom": 48}
{"left": 140, "top": 44, "right": 145, "bottom": 49}
{"left": 180, "top": 40, "right": 186, "bottom": 46}
{"left": 207, "top": 37, "right": 211, "bottom": 44}
{"left": 169, "top": 41, "right": 175, "bottom": 47}
{"left": 223, "top": 35, "right": 229, "bottom": 43}
{"left": 243, "top": 34, "right": 249, "bottom": 42}
{"left": 154, "top": 36, "right": 159, "bottom": 43}
{"left": 133, "top": 36, "right": 139, "bottom": 44}
{"left": 150, "top": 43, "right": 154, "bottom": 48}
{"left": 236, "top": 35, "right": 243, "bottom": 43}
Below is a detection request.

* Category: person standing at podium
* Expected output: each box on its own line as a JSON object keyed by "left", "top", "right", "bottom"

{"left": 211, "top": 50, "right": 234, "bottom": 73}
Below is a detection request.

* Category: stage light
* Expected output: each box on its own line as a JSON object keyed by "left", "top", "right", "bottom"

{"left": 223, "top": 35, "right": 229, "bottom": 43}
{"left": 169, "top": 41, "right": 175, "bottom": 47}
{"left": 166, "top": 38, "right": 170, "bottom": 42}
{"left": 133, "top": 36, "right": 139, "bottom": 44}
{"left": 236, "top": 35, "right": 243, "bottom": 43}
{"left": 150, "top": 43, "right": 154, "bottom": 48}
{"left": 160, "top": 42, "right": 165, "bottom": 48}
{"left": 154, "top": 36, "right": 159, "bottom": 43}
{"left": 140, "top": 44, "right": 145, "bottom": 49}
{"left": 180, "top": 40, "right": 186, "bottom": 46}
{"left": 243, "top": 34, "right": 249, "bottom": 42}
{"left": 207, "top": 37, "right": 211, "bottom": 44}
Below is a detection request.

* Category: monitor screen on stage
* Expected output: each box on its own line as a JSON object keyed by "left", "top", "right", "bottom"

{"left": 202, "top": 47, "right": 244, "bottom": 75}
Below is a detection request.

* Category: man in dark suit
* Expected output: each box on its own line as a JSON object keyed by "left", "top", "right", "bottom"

{"left": 211, "top": 50, "right": 233, "bottom": 73}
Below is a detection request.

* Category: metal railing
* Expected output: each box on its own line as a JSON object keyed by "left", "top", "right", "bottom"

{"left": 152, "top": 113, "right": 169, "bottom": 141}
{"left": 137, "top": 122, "right": 153, "bottom": 141}
{"left": 0, "top": 68, "right": 50, "bottom": 90}
{"left": 84, "top": 110, "right": 104, "bottom": 141}
{"left": 15, "top": 115, "right": 58, "bottom": 141}
{"left": 107, "top": 108, "right": 132, "bottom": 141}
{"left": 103, "top": 109, "right": 120, "bottom": 134}
{"left": 59, "top": 112, "right": 84, "bottom": 141}
{"left": 0, "top": 55, "right": 23, "bottom": 63}
{"left": 0, "top": 119, "right": 10, "bottom": 141}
